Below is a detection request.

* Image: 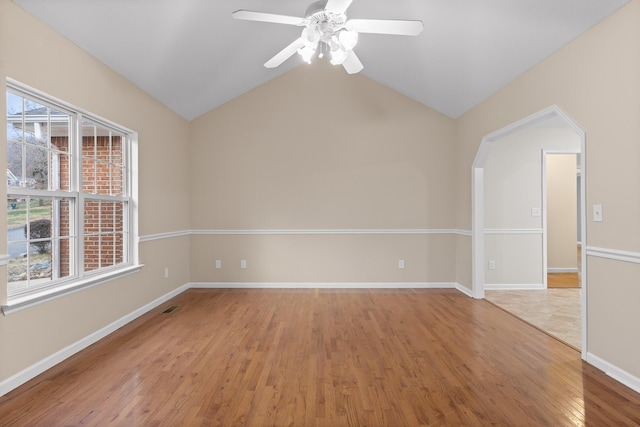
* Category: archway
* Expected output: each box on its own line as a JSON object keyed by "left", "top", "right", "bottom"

{"left": 472, "top": 105, "right": 587, "bottom": 359}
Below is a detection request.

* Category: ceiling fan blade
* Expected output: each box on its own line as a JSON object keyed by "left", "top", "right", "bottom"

{"left": 264, "top": 38, "right": 305, "bottom": 68}
{"left": 325, "top": 0, "right": 354, "bottom": 14}
{"left": 342, "top": 50, "right": 364, "bottom": 74}
{"left": 232, "top": 10, "right": 305, "bottom": 26}
{"left": 346, "top": 19, "right": 424, "bottom": 36}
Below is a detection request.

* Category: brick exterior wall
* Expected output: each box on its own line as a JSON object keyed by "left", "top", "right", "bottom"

{"left": 52, "top": 135, "right": 124, "bottom": 277}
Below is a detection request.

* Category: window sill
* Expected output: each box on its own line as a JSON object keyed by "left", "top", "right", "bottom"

{"left": 2, "top": 264, "right": 144, "bottom": 315}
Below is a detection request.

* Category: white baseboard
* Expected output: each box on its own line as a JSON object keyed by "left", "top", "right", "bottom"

{"left": 189, "top": 282, "right": 458, "bottom": 290}
{"left": 547, "top": 268, "right": 579, "bottom": 273}
{"left": 484, "top": 283, "right": 545, "bottom": 290}
{"left": 455, "top": 283, "right": 474, "bottom": 297}
{"left": 587, "top": 352, "right": 640, "bottom": 394}
{"left": 0, "top": 284, "right": 189, "bottom": 398}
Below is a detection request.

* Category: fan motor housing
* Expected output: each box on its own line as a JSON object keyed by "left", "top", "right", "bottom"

{"left": 305, "top": 0, "right": 328, "bottom": 17}
{"left": 305, "top": 1, "right": 347, "bottom": 34}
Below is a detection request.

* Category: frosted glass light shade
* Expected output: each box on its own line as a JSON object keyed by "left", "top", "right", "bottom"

{"left": 298, "top": 45, "right": 316, "bottom": 63}
{"left": 330, "top": 47, "right": 348, "bottom": 65}
{"left": 338, "top": 30, "right": 358, "bottom": 50}
{"left": 302, "top": 27, "right": 320, "bottom": 48}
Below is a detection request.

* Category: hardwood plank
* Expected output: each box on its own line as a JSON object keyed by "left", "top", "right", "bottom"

{"left": 548, "top": 272, "right": 580, "bottom": 288}
{"left": 1, "top": 289, "right": 640, "bottom": 426}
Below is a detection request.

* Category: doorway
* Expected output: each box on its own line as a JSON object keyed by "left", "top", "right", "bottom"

{"left": 472, "top": 106, "right": 587, "bottom": 358}
{"left": 545, "top": 152, "right": 581, "bottom": 289}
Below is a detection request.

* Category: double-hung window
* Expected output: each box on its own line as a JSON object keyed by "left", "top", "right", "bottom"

{"left": 5, "top": 81, "right": 137, "bottom": 308}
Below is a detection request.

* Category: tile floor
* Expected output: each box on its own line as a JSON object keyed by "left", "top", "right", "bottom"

{"left": 485, "top": 289, "right": 582, "bottom": 350}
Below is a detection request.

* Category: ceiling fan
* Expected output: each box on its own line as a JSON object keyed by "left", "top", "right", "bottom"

{"left": 232, "top": 0, "right": 423, "bottom": 74}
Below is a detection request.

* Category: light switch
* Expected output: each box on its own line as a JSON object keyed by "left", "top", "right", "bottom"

{"left": 593, "top": 204, "right": 603, "bottom": 222}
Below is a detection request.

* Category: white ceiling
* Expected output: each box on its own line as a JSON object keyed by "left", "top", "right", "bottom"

{"left": 13, "top": 0, "right": 628, "bottom": 121}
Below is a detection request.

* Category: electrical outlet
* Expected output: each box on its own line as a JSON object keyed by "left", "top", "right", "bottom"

{"left": 164, "top": 267, "right": 169, "bottom": 279}
{"left": 531, "top": 207, "right": 541, "bottom": 217}
{"left": 215, "top": 260, "right": 221, "bottom": 269}
{"left": 240, "top": 259, "right": 247, "bottom": 269}
{"left": 398, "top": 259, "right": 405, "bottom": 269}
{"left": 488, "top": 260, "right": 496, "bottom": 270}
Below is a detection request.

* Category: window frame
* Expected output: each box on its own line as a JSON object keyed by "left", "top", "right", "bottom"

{"left": 3, "top": 79, "right": 140, "bottom": 314}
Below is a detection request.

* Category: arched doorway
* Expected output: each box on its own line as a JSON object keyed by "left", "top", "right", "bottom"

{"left": 472, "top": 105, "right": 587, "bottom": 359}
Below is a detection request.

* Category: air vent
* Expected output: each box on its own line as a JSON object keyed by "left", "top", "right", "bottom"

{"left": 162, "top": 305, "right": 180, "bottom": 314}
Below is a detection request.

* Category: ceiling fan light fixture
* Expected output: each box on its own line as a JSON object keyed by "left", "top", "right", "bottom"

{"left": 338, "top": 29, "right": 358, "bottom": 50}
{"left": 234, "top": 0, "right": 423, "bottom": 73}
{"left": 302, "top": 27, "right": 320, "bottom": 48}
{"left": 298, "top": 45, "right": 316, "bottom": 63}
{"left": 330, "top": 47, "right": 348, "bottom": 65}
{"left": 329, "top": 36, "right": 340, "bottom": 51}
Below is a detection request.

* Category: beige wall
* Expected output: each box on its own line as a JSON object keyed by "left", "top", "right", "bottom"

{"left": 484, "top": 126, "right": 579, "bottom": 230}
{"left": 546, "top": 153, "right": 578, "bottom": 270}
{"left": 484, "top": 234, "right": 543, "bottom": 286}
{"left": 189, "top": 60, "right": 457, "bottom": 285}
{"left": 190, "top": 234, "right": 455, "bottom": 284}
{"left": 0, "top": 0, "right": 191, "bottom": 382}
{"left": 588, "top": 256, "right": 640, "bottom": 375}
{"left": 456, "top": 0, "right": 640, "bottom": 378}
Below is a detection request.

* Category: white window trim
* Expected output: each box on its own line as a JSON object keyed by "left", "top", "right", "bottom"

{"left": 3, "top": 79, "right": 140, "bottom": 314}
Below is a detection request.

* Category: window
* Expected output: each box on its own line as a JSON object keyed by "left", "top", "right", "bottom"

{"left": 6, "top": 81, "right": 137, "bottom": 305}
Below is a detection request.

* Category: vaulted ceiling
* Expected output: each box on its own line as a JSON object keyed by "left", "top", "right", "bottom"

{"left": 13, "top": 0, "right": 628, "bottom": 121}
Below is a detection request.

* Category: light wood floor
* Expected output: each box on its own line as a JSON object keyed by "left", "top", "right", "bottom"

{"left": 548, "top": 272, "right": 580, "bottom": 288}
{"left": 1, "top": 289, "right": 640, "bottom": 426}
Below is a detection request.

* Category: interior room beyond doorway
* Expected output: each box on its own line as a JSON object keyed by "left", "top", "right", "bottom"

{"left": 476, "top": 107, "right": 585, "bottom": 352}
